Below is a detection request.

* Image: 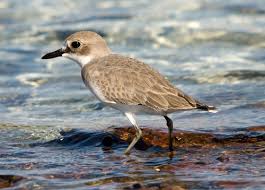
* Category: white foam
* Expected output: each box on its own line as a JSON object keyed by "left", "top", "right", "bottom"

{"left": 208, "top": 109, "right": 218, "bottom": 113}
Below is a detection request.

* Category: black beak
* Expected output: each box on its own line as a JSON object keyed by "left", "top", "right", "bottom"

{"left": 41, "top": 48, "right": 64, "bottom": 59}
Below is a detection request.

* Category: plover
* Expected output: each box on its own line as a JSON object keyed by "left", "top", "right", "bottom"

{"left": 42, "top": 31, "right": 216, "bottom": 154}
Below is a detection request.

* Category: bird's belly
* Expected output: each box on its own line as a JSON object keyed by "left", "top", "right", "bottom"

{"left": 106, "top": 102, "right": 164, "bottom": 115}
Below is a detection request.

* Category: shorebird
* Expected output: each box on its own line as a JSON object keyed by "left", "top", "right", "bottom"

{"left": 42, "top": 31, "right": 216, "bottom": 154}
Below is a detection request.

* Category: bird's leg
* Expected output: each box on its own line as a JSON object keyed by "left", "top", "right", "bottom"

{"left": 124, "top": 113, "right": 142, "bottom": 154}
{"left": 164, "top": 116, "right": 174, "bottom": 151}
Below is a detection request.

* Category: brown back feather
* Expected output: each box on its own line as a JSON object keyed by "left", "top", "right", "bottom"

{"left": 82, "top": 54, "right": 199, "bottom": 113}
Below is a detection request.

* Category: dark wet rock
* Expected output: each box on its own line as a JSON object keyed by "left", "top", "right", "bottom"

{"left": 111, "top": 127, "right": 214, "bottom": 149}
{"left": 247, "top": 125, "right": 265, "bottom": 132}
{"left": 134, "top": 138, "right": 150, "bottom": 151}
{"left": 44, "top": 125, "right": 265, "bottom": 152}
{"left": 102, "top": 135, "right": 114, "bottom": 147}
{"left": 0, "top": 175, "right": 23, "bottom": 189}
{"left": 110, "top": 127, "right": 265, "bottom": 150}
{"left": 42, "top": 128, "right": 123, "bottom": 148}
{"left": 132, "top": 183, "right": 142, "bottom": 189}
{"left": 123, "top": 180, "right": 186, "bottom": 190}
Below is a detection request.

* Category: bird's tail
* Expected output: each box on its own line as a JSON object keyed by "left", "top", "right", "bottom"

{"left": 196, "top": 102, "right": 218, "bottom": 113}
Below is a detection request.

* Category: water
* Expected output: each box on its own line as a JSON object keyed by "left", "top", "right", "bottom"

{"left": 0, "top": 0, "right": 264, "bottom": 189}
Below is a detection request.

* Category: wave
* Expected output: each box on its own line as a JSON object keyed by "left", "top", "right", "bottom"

{"left": 185, "top": 70, "right": 265, "bottom": 84}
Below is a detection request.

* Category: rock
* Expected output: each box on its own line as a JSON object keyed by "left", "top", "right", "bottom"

{"left": 123, "top": 180, "right": 186, "bottom": 190}
{"left": 45, "top": 125, "right": 265, "bottom": 155}
{"left": 0, "top": 175, "right": 23, "bottom": 188}
{"left": 109, "top": 127, "right": 265, "bottom": 150}
{"left": 246, "top": 125, "right": 265, "bottom": 132}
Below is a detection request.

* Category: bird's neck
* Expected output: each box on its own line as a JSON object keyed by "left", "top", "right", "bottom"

{"left": 62, "top": 53, "right": 91, "bottom": 68}
{"left": 63, "top": 51, "right": 111, "bottom": 68}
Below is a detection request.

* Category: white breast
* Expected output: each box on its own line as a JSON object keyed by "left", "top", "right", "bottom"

{"left": 84, "top": 80, "right": 116, "bottom": 104}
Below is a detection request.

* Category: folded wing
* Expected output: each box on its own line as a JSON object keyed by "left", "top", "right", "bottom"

{"left": 82, "top": 54, "right": 206, "bottom": 114}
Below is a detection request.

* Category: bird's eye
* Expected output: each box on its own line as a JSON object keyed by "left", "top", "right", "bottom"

{"left": 71, "top": 41, "right": 80, "bottom": 48}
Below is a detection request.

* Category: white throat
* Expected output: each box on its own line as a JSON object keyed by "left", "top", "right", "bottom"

{"left": 62, "top": 53, "right": 91, "bottom": 68}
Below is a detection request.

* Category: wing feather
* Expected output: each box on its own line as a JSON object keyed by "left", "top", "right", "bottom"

{"left": 82, "top": 54, "right": 198, "bottom": 113}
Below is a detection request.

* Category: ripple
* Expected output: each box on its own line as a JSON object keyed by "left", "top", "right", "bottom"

{"left": 237, "top": 101, "right": 265, "bottom": 109}
{"left": 224, "top": 4, "right": 265, "bottom": 15}
{"left": 191, "top": 70, "right": 265, "bottom": 84}
{"left": 0, "top": 93, "right": 30, "bottom": 107}
{"left": 214, "top": 32, "right": 265, "bottom": 46}
{"left": 16, "top": 73, "right": 52, "bottom": 87}
{"left": 36, "top": 29, "right": 108, "bottom": 42}
{"left": 0, "top": 123, "right": 61, "bottom": 142}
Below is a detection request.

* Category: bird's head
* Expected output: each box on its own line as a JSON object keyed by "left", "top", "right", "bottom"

{"left": 42, "top": 31, "right": 111, "bottom": 67}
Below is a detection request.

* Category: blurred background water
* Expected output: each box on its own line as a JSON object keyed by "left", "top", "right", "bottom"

{"left": 0, "top": 0, "right": 264, "bottom": 189}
